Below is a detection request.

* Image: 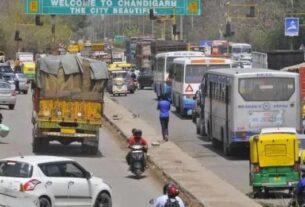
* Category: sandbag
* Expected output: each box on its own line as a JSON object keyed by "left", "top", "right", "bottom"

{"left": 0, "top": 124, "right": 9, "bottom": 138}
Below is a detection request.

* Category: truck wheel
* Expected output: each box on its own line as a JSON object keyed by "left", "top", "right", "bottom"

{"left": 222, "top": 128, "right": 231, "bottom": 156}
{"left": 8, "top": 104, "right": 15, "bottom": 110}
{"left": 23, "top": 90, "right": 28, "bottom": 94}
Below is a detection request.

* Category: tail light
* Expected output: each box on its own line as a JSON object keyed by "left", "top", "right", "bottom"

{"left": 294, "top": 163, "right": 300, "bottom": 171}
{"left": 22, "top": 179, "right": 41, "bottom": 191}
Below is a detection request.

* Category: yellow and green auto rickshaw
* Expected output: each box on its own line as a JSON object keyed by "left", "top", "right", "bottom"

{"left": 249, "top": 128, "right": 300, "bottom": 194}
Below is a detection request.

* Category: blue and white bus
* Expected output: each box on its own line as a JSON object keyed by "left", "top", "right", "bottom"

{"left": 153, "top": 51, "right": 204, "bottom": 99}
{"left": 202, "top": 68, "right": 301, "bottom": 155}
{"left": 172, "top": 57, "right": 233, "bottom": 117}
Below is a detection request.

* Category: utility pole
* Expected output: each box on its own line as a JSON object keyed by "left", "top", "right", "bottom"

{"left": 290, "top": 0, "right": 294, "bottom": 50}
{"left": 50, "top": 15, "right": 56, "bottom": 54}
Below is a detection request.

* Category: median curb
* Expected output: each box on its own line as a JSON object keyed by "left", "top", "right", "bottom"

{"left": 103, "top": 96, "right": 262, "bottom": 207}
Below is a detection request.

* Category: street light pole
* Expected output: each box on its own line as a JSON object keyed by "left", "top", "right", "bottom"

{"left": 51, "top": 15, "right": 56, "bottom": 54}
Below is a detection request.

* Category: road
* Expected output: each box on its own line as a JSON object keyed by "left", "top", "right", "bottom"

{"left": 112, "top": 88, "right": 294, "bottom": 206}
{"left": 0, "top": 91, "right": 162, "bottom": 207}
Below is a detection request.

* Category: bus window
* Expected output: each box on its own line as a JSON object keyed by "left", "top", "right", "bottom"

{"left": 239, "top": 77, "right": 295, "bottom": 101}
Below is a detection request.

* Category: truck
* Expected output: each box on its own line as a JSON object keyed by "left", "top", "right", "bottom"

{"left": 32, "top": 54, "right": 109, "bottom": 154}
{"left": 136, "top": 41, "right": 152, "bottom": 70}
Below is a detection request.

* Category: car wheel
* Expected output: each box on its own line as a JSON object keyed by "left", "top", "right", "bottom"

{"left": 39, "top": 197, "right": 51, "bottom": 207}
{"left": 8, "top": 104, "right": 15, "bottom": 110}
{"left": 23, "top": 90, "right": 28, "bottom": 94}
{"left": 139, "top": 85, "right": 144, "bottom": 90}
{"left": 95, "top": 192, "right": 112, "bottom": 207}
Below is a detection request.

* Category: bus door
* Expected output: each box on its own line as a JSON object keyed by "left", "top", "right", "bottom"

{"left": 225, "top": 85, "right": 229, "bottom": 144}
{"left": 209, "top": 81, "right": 213, "bottom": 138}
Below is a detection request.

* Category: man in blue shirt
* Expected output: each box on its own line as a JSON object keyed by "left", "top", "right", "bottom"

{"left": 295, "top": 165, "right": 305, "bottom": 206}
{"left": 157, "top": 95, "right": 171, "bottom": 141}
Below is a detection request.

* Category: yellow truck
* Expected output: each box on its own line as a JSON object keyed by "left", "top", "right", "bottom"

{"left": 32, "top": 54, "right": 108, "bottom": 154}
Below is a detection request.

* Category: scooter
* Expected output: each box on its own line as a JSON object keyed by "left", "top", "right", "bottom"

{"left": 130, "top": 144, "right": 146, "bottom": 178}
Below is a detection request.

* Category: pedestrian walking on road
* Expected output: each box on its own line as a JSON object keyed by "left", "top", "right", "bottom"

{"left": 157, "top": 95, "right": 171, "bottom": 141}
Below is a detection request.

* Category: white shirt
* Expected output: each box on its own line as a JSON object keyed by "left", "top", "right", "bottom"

{"left": 153, "top": 195, "right": 185, "bottom": 207}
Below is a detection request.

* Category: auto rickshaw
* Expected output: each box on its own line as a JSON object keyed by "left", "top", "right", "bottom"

{"left": 108, "top": 70, "right": 128, "bottom": 96}
{"left": 249, "top": 128, "right": 300, "bottom": 195}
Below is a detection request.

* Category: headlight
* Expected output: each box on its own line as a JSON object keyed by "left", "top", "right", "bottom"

{"left": 77, "top": 112, "right": 82, "bottom": 117}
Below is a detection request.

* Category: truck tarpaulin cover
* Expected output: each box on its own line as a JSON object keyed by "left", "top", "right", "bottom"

{"left": 36, "top": 54, "right": 108, "bottom": 100}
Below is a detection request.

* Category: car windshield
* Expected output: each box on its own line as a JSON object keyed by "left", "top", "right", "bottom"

{"left": 0, "top": 161, "right": 33, "bottom": 178}
{"left": 16, "top": 73, "right": 25, "bottom": 79}
{"left": 0, "top": 82, "right": 11, "bottom": 89}
{"left": 0, "top": 66, "right": 12, "bottom": 73}
{"left": 3, "top": 75, "right": 14, "bottom": 81}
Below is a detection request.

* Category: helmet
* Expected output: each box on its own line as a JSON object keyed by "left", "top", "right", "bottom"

{"left": 134, "top": 129, "right": 142, "bottom": 137}
{"left": 167, "top": 184, "right": 179, "bottom": 197}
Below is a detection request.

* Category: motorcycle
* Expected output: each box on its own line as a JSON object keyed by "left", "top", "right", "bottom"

{"left": 130, "top": 144, "right": 146, "bottom": 178}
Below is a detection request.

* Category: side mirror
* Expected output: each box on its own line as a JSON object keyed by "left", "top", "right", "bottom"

{"left": 85, "top": 171, "right": 92, "bottom": 180}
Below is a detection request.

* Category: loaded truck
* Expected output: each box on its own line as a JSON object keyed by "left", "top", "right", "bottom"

{"left": 32, "top": 54, "right": 108, "bottom": 154}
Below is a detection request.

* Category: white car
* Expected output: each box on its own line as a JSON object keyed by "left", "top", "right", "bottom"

{"left": 0, "top": 155, "right": 112, "bottom": 207}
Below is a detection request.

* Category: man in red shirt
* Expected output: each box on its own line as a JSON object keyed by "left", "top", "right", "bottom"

{"left": 126, "top": 129, "right": 148, "bottom": 166}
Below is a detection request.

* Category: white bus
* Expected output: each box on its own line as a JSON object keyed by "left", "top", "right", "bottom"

{"left": 202, "top": 68, "right": 301, "bottom": 155}
{"left": 172, "top": 57, "right": 233, "bottom": 117}
{"left": 153, "top": 51, "right": 204, "bottom": 99}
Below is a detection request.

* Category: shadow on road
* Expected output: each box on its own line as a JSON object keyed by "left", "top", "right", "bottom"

{"left": 33, "top": 142, "right": 104, "bottom": 158}
{"left": 125, "top": 174, "right": 148, "bottom": 180}
{"left": 196, "top": 135, "right": 249, "bottom": 161}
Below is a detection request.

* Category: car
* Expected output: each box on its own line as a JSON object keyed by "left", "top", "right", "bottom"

{"left": 2, "top": 73, "right": 16, "bottom": 90}
{"left": 137, "top": 69, "right": 153, "bottom": 89}
{"left": 0, "top": 63, "right": 13, "bottom": 75}
{"left": 0, "top": 80, "right": 16, "bottom": 110}
{"left": 15, "top": 72, "right": 30, "bottom": 94}
{"left": 0, "top": 155, "right": 112, "bottom": 207}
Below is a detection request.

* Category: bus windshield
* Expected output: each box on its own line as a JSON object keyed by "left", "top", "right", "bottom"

{"left": 239, "top": 77, "right": 295, "bottom": 101}
{"left": 166, "top": 57, "right": 176, "bottom": 72}
{"left": 185, "top": 65, "right": 208, "bottom": 83}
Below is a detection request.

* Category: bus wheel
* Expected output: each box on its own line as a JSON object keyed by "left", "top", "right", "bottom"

{"left": 222, "top": 128, "right": 231, "bottom": 156}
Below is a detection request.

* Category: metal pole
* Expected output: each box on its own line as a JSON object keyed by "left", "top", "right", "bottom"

{"left": 51, "top": 15, "right": 56, "bottom": 54}
{"left": 142, "top": 15, "right": 145, "bottom": 36}
{"left": 180, "top": 16, "right": 183, "bottom": 40}
{"left": 290, "top": 0, "right": 294, "bottom": 50}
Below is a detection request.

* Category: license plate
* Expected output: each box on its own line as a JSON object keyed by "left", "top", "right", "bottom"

{"left": 61, "top": 128, "right": 76, "bottom": 134}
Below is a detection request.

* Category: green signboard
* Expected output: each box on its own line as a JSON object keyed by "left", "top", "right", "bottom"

{"left": 24, "top": 0, "right": 201, "bottom": 15}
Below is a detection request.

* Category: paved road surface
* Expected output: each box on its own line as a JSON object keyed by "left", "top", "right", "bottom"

{"left": 0, "top": 91, "right": 162, "bottom": 207}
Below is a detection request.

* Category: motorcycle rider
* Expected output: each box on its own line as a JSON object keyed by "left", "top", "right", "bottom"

{"left": 153, "top": 183, "right": 185, "bottom": 207}
{"left": 295, "top": 165, "right": 305, "bottom": 206}
{"left": 126, "top": 129, "right": 148, "bottom": 166}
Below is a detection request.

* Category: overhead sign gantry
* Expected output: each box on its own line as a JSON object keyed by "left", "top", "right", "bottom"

{"left": 24, "top": 0, "right": 201, "bottom": 15}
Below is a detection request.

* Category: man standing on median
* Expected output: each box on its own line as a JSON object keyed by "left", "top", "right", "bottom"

{"left": 157, "top": 95, "right": 171, "bottom": 141}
